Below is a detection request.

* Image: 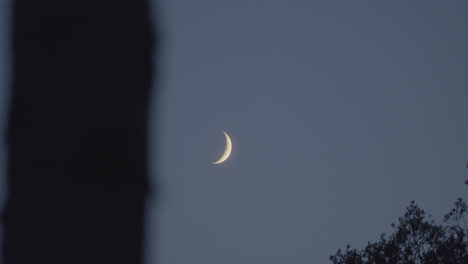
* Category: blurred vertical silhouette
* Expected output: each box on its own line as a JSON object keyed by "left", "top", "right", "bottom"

{"left": 2, "top": 0, "right": 156, "bottom": 263}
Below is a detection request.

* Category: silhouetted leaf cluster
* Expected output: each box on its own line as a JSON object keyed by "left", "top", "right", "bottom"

{"left": 330, "top": 198, "right": 468, "bottom": 264}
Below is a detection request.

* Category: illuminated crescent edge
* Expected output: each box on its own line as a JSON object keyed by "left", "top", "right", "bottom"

{"left": 213, "top": 131, "right": 232, "bottom": 164}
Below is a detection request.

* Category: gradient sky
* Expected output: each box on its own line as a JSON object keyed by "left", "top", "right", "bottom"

{"left": 0, "top": 1, "right": 12, "bottom": 256}
{"left": 2, "top": 1, "right": 468, "bottom": 264}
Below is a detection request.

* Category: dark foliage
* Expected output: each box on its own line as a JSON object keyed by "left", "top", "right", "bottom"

{"left": 330, "top": 198, "right": 468, "bottom": 264}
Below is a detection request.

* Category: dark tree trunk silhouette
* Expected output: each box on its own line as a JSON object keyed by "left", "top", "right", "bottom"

{"left": 2, "top": 1, "right": 156, "bottom": 263}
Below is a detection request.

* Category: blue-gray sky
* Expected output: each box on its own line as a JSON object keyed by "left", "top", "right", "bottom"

{"left": 1, "top": 1, "right": 468, "bottom": 264}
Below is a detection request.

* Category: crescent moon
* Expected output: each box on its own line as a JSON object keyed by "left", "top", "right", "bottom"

{"left": 213, "top": 131, "right": 232, "bottom": 164}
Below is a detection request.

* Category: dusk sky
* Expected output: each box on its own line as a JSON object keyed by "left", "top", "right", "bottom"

{"left": 1, "top": 1, "right": 468, "bottom": 264}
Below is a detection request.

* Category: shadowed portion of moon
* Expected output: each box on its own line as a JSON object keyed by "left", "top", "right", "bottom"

{"left": 213, "top": 131, "right": 232, "bottom": 164}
